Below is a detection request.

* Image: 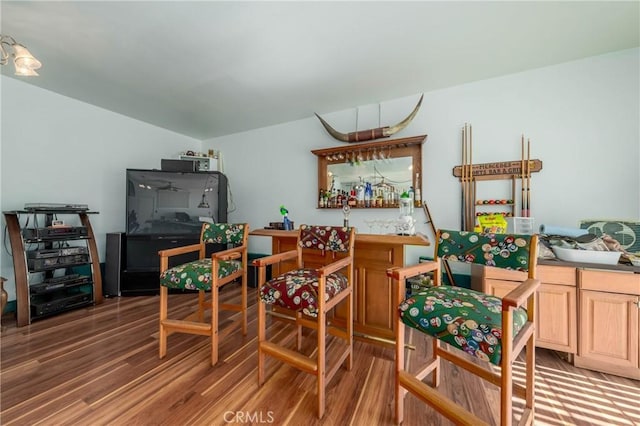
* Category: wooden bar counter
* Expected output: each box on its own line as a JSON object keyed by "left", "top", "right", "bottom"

{"left": 250, "top": 229, "right": 430, "bottom": 345}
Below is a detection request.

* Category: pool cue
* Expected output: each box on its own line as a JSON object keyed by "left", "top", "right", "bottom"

{"left": 526, "top": 138, "right": 532, "bottom": 217}
{"left": 460, "top": 123, "right": 467, "bottom": 230}
{"left": 521, "top": 135, "right": 526, "bottom": 217}
{"left": 469, "top": 124, "right": 474, "bottom": 230}
{"left": 422, "top": 203, "right": 455, "bottom": 286}
{"left": 464, "top": 123, "right": 472, "bottom": 231}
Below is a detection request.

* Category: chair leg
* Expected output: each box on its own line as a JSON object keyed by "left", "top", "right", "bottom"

{"left": 501, "top": 310, "right": 514, "bottom": 426}
{"left": 197, "top": 290, "right": 206, "bottom": 322}
{"left": 501, "top": 361, "right": 513, "bottom": 426}
{"left": 257, "top": 300, "right": 266, "bottom": 386}
{"left": 525, "top": 332, "right": 536, "bottom": 415}
{"left": 211, "top": 284, "right": 219, "bottom": 366}
{"left": 159, "top": 286, "right": 168, "bottom": 359}
{"left": 345, "top": 289, "right": 353, "bottom": 371}
{"left": 317, "top": 309, "right": 326, "bottom": 419}
{"left": 395, "top": 319, "right": 405, "bottom": 425}
{"left": 296, "top": 312, "right": 303, "bottom": 351}
{"left": 241, "top": 273, "right": 248, "bottom": 335}
{"left": 432, "top": 338, "right": 441, "bottom": 388}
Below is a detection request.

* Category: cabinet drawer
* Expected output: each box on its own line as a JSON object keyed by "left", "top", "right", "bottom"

{"left": 537, "top": 265, "right": 576, "bottom": 286}
{"left": 579, "top": 269, "right": 640, "bottom": 295}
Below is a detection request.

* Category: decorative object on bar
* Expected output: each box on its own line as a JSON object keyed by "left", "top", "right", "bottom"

{"left": 396, "top": 190, "right": 416, "bottom": 235}
{"left": 315, "top": 94, "right": 424, "bottom": 143}
{"left": 342, "top": 202, "right": 351, "bottom": 227}
{"left": 279, "top": 205, "right": 293, "bottom": 230}
{"left": 0, "top": 34, "right": 41, "bottom": 76}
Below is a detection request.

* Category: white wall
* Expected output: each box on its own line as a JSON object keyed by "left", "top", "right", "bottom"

{"left": 0, "top": 77, "right": 201, "bottom": 300}
{"left": 1, "top": 48, "right": 637, "bottom": 301}
{"left": 204, "top": 48, "right": 640, "bottom": 260}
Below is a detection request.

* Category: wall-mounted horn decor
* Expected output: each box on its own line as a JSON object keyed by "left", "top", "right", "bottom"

{"left": 315, "top": 94, "right": 424, "bottom": 143}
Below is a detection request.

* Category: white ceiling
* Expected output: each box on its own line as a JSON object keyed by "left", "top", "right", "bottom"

{"left": 1, "top": 1, "right": 638, "bottom": 140}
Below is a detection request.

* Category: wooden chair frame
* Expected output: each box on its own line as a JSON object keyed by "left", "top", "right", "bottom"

{"left": 253, "top": 226, "right": 355, "bottom": 419}
{"left": 158, "top": 223, "right": 249, "bottom": 366}
{"left": 387, "top": 231, "right": 540, "bottom": 426}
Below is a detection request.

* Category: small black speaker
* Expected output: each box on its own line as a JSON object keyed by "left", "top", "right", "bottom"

{"left": 105, "top": 232, "right": 125, "bottom": 297}
{"left": 161, "top": 159, "right": 196, "bottom": 172}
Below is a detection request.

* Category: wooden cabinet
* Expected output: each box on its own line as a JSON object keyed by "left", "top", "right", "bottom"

{"left": 482, "top": 264, "right": 577, "bottom": 354}
{"left": 575, "top": 269, "right": 640, "bottom": 379}
{"left": 336, "top": 236, "right": 408, "bottom": 343}
{"left": 250, "top": 229, "right": 429, "bottom": 345}
{"left": 482, "top": 262, "right": 640, "bottom": 379}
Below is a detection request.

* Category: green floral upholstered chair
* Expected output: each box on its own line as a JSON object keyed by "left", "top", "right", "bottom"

{"left": 158, "top": 222, "right": 249, "bottom": 366}
{"left": 387, "top": 229, "right": 540, "bottom": 426}
{"left": 253, "top": 224, "right": 355, "bottom": 419}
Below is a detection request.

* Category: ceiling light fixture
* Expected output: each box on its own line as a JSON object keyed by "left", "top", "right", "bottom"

{"left": 1, "top": 34, "right": 41, "bottom": 76}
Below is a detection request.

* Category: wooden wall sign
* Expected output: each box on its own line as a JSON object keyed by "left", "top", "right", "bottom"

{"left": 452, "top": 159, "right": 543, "bottom": 179}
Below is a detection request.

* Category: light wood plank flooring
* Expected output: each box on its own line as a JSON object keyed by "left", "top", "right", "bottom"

{"left": 1, "top": 283, "right": 638, "bottom": 425}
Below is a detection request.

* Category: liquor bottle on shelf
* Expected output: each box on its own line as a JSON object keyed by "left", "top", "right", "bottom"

{"left": 364, "top": 182, "right": 373, "bottom": 208}
{"left": 356, "top": 179, "right": 365, "bottom": 208}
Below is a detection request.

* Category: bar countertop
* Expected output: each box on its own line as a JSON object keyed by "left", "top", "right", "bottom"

{"left": 250, "top": 228, "right": 430, "bottom": 246}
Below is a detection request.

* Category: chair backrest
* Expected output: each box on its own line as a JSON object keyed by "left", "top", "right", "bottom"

{"left": 436, "top": 229, "right": 537, "bottom": 275}
{"left": 296, "top": 224, "right": 355, "bottom": 271}
{"left": 298, "top": 225, "right": 354, "bottom": 253}
{"left": 201, "top": 223, "right": 248, "bottom": 246}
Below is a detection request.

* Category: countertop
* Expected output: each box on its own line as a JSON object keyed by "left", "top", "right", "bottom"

{"left": 538, "top": 257, "right": 640, "bottom": 273}
{"left": 250, "top": 228, "right": 430, "bottom": 246}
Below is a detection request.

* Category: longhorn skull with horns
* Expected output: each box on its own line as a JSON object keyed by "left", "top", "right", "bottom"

{"left": 315, "top": 94, "right": 424, "bottom": 143}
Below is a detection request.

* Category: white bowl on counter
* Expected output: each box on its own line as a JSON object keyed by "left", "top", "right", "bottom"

{"left": 551, "top": 246, "right": 621, "bottom": 265}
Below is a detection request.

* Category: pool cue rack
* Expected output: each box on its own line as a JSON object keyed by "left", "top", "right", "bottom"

{"left": 452, "top": 128, "right": 543, "bottom": 231}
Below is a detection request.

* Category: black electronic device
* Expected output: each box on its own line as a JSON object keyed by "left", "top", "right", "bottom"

{"left": 27, "top": 254, "right": 90, "bottom": 271}
{"left": 24, "top": 203, "right": 89, "bottom": 212}
{"left": 30, "top": 274, "right": 91, "bottom": 294}
{"left": 30, "top": 290, "right": 92, "bottom": 316}
{"left": 27, "top": 247, "right": 88, "bottom": 259}
{"left": 118, "top": 169, "right": 228, "bottom": 296}
{"left": 104, "top": 232, "right": 125, "bottom": 297}
{"left": 22, "top": 226, "right": 88, "bottom": 240}
{"left": 126, "top": 169, "right": 227, "bottom": 237}
{"left": 161, "top": 159, "right": 197, "bottom": 172}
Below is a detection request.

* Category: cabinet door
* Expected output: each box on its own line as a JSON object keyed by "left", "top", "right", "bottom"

{"left": 579, "top": 290, "right": 639, "bottom": 370}
{"left": 357, "top": 242, "right": 404, "bottom": 341}
{"left": 484, "top": 279, "right": 576, "bottom": 353}
{"left": 332, "top": 241, "right": 402, "bottom": 341}
{"left": 536, "top": 284, "right": 576, "bottom": 353}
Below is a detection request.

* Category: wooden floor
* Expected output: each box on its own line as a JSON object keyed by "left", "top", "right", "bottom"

{"left": 1, "top": 283, "right": 638, "bottom": 426}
